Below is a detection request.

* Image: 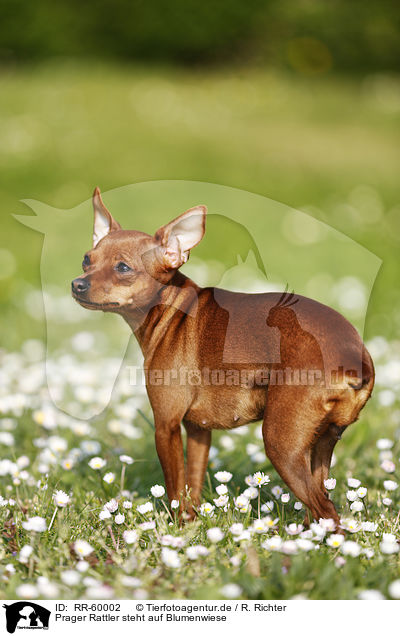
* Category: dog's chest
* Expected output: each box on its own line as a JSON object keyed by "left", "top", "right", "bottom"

{"left": 184, "top": 385, "right": 267, "bottom": 430}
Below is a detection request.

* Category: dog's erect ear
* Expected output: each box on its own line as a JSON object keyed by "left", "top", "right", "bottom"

{"left": 155, "top": 206, "right": 207, "bottom": 269}
{"left": 92, "top": 187, "right": 122, "bottom": 247}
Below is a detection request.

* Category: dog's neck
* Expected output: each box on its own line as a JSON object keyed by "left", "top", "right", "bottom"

{"left": 121, "top": 271, "right": 201, "bottom": 359}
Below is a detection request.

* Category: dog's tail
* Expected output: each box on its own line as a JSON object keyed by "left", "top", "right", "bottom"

{"left": 346, "top": 346, "right": 375, "bottom": 408}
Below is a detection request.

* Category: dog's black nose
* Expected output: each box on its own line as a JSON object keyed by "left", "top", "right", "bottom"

{"left": 71, "top": 277, "right": 90, "bottom": 293}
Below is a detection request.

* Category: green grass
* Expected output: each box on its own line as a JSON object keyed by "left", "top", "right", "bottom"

{"left": 0, "top": 62, "right": 400, "bottom": 600}
{"left": 0, "top": 62, "right": 400, "bottom": 342}
{"left": 0, "top": 334, "right": 399, "bottom": 600}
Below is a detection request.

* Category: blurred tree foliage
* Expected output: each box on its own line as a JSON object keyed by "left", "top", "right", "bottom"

{"left": 0, "top": 0, "right": 399, "bottom": 72}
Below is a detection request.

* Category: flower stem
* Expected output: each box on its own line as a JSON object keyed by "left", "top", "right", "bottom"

{"left": 48, "top": 507, "right": 58, "bottom": 531}
{"left": 120, "top": 465, "right": 126, "bottom": 492}
{"left": 161, "top": 498, "right": 174, "bottom": 523}
{"left": 107, "top": 525, "right": 118, "bottom": 552}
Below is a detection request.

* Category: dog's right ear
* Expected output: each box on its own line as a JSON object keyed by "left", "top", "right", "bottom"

{"left": 92, "top": 187, "right": 122, "bottom": 247}
{"left": 154, "top": 205, "right": 207, "bottom": 270}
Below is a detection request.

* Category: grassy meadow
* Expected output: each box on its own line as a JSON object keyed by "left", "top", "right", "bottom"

{"left": 0, "top": 62, "right": 400, "bottom": 599}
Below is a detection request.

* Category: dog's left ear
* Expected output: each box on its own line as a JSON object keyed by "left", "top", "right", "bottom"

{"left": 92, "top": 187, "right": 122, "bottom": 247}
{"left": 155, "top": 206, "right": 207, "bottom": 269}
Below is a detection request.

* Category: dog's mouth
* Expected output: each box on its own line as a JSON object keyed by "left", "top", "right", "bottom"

{"left": 72, "top": 293, "right": 120, "bottom": 309}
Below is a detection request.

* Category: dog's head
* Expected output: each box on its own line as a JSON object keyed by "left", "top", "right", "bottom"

{"left": 71, "top": 188, "right": 206, "bottom": 315}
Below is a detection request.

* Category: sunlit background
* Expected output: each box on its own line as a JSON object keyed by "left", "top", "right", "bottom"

{"left": 1, "top": 0, "right": 400, "bottom": 601}
{"left": 1, "top": 0, "right": 399, "bottom": 350}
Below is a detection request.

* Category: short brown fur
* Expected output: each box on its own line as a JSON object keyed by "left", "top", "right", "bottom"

{"left": 72, "top": 188, "right": 374, "bottom": 527}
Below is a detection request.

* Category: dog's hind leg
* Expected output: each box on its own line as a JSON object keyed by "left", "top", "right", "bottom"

{"left": 262, "top": 384, "right": 340, "bottom": 525}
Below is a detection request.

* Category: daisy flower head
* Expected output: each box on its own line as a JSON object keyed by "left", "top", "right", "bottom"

{"left": 61, "top": 458, "right": 74, "bottom": 471}
{"left": 310, "top": 523, "right": 326, "bottom": 541}
{"left": 296, "top": 539, "right": 314, "bottom": 552}
{"left": 22, "top": 517, "right": 47, "bottom": 532}
{"left": 74, "top": 540, "right": 93, "bottom": 558}
{"left": 18, "top": 545, "right": 33, "bottom": 563}
{"left": 214, "top": 471, "right": 233, "bottom": 483}
{"left": 161, "top": 547, "right": 181, "bottom": 568}
{"left": 139, "top": 520, "right": 156, "bottom": 531}
{"left": 318, "top": 518, "right": 336, "bottom": 532}
{"left": 327, "top": 534, "right": 345, "bottom": 548}
{"left": 221, "top": 583, "right": 242, "bottom": 599}
{"left": 80, "top": 440, "right": 101, "bottom": 456}
{"left": 123, "top": 530, "right": 138, "bottom": 544}
{"left": 160, "top": 535, "right": 185, "bottom": 549}
{"left": 216, "top": 484, "right": 228, "bottom": 496}
{"left": 207, "top": 527, "right": 225, "bottom": 543}
{"left": 282, "top": 540, "right": 298, "bottom": 555}
{"left": 361, "top": 521, "right": 377, "bottom": 532}
{"left": 53, "top": 490, "right": 71, "bottom": 507}
{"left": 186, "top": 545, "right": 209, "bottom": 560}
{"left": 380, "top": 534, "right": 399, "bottom": 554}
{"left": 271, "top": 485, "right": 283, "bottom": 499}
{"left": 252, "top": 518, "right": 267, "bottom": 534}
{"left": 281, "top": 493, "right": 290, "bottom": 504}
{"left": 383, "top": 480, "right": 398, "bottom": 491}
{"left": 88, "top": 457, "right": 106, "bottom": 470}
{"left": 324, "top": 478, "right": 336, "bottom": 491}
{"left": 230, "top": 555, "right": 241, "bottom": 567}
{"left": 261, "top": 500, "right": 275, "bottom": 513}
{"left": 15, "top": 584, "right": 38, "bottom": 599}
{"left": 263, "top": 516, "right": 279, "bottom": 530}
{"left": 243, "top": 486, "right": 258, "bottom": 500}
{"left": 199, "top": 502, "right": 215, "bottom": 517}
{"left": 376, "top": 438, "right": 393, "bottom": 450}
{"left": 119, "top": 454, "right": 134, "bottom": 465}
{"left": 341, "top": 540, "right": 361, "bottom": 557}
{"left": 150, "top": 484, "right": 165, "bottom": 498}
{"left": 285, "top": 523, "right": 304, "bottom": 536}
{"left": 340, "top": 518, "right": 361, "bottom": 533}
{"left": 137, "top": 502, "right": 153, "bottom": 515}
{"left": 234, "top": 494, "right": 250, "bottom": 513}
{"left": 358, "top": 590, "right": 384, "bottom": 600}
{"left": 104, "top": 498, "right": 118, "bottom": 513}
{"left": 103, "top": 472, "right": 115, "bottom": 484}
{"left": 262, "top": 536, "right": 283, "bottom": 551}
{"left": 230, "top": 523, "right": 244, "bottom": 536}
{"left": 347, "top": 478, "right": 361, "bottom": 488}
{"left": 251, "top": 471, "right": 270, "bottom": 487}
{"left": 61, "top": 570, "right": 81, "bottom": 586}
{"left": 335, "top": 556, "right": 346, "bottom": 568}
{"left": 388, "top": 579, "right": 400, "bottom": 599}
{"left": 76, "top": 561, "right": 89, "bottom": 573}
{"left": 380, "top": 541, "right": 399, "bottom": 555}
{"left": 213, "top": 494, "right": 229, "bottom": 508}
{"left": 381, "top": 459, "right": 395, "bottom": 473}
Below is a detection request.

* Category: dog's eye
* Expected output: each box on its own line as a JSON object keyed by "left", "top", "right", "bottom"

{"left": 82, "top": 254, "right": 90, "bottom": 268}
{"left": 115, "top": 262, "right": 132, "bottom": 273}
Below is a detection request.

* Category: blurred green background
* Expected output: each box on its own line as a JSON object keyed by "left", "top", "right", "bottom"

{"left": 0, "top": 0, "right": 400, "bottom": 349}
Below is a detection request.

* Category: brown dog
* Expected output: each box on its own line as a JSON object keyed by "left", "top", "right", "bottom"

{"left": 72, "top": 188, "right": 374, "bottom": 526}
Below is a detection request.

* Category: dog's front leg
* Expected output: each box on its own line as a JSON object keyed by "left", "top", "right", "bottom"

{"left": 154, "top": 417, "right": 185, "bottom": 505}
{"left": 184, "top": 421, "right": 211, "bottom": 518}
